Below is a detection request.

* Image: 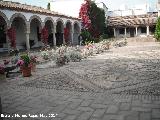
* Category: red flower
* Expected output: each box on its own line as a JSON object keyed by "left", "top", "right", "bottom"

{"left": 64, "top": 28, "right": 69, "bottom": 43}
{"left": 79, "top": 0, "right": 91, "bottom": 29}
{"left": 41, "top": 27, "right": 48, "bottom": 45}
{"left": 7, "top": 27, "right": 16, "bottom": 49}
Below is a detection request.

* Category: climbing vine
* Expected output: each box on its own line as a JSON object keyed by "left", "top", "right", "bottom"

{"left": 41, "top": 27, "right": 48, "bottom": 45}
{"left": 7, "top": 27, "right": 16, "bottom": 49}
{"left": 64, "top": 27, "right": 70, "bottom": 44}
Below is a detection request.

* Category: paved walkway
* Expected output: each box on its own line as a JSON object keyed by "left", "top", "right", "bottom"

{"left": 1, "top": 42, "right": 160, "bottom": 120}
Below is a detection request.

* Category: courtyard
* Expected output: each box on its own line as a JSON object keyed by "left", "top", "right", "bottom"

{"left": 0, "top": 40, "right": 160, "bottom": 120}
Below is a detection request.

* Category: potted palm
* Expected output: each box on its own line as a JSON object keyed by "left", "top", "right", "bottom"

{"left": 17, "top": 54, "right": 31, "bottom": 77}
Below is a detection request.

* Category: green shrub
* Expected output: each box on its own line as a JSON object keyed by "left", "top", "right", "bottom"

{"left": 155, "top": 17, "right": 160, "bottom": 41}
{"left": 69, "top": 51, "right": 82, "bottom": 62}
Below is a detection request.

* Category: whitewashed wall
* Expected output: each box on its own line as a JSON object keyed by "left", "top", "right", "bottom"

{"left": 0, "top": 9, "right": 81, "bottom": 50}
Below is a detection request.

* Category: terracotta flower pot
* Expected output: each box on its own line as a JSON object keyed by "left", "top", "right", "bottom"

{"left": 21, "top": 66, "right": 31, "bottom": 77}
{"left": 30, "top": 63, "right": 36, "bottom": 72}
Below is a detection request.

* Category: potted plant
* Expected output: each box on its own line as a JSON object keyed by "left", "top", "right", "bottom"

{"left": 17, "top": 54, "right": 31, "bottom": 77}
{"left": 30, "top": 54, "right": 37, "bottom": 72}
{"left": 0, "top": 64, "right": 6, "bottom": 80}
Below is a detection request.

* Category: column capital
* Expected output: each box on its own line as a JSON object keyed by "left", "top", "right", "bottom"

{"left": 41, "top": 22, "right": 45, "bottom": 28}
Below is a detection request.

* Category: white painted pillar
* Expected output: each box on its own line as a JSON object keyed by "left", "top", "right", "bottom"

{"left": 6, "top": 33, "right": 10, "bottom": 52}
{"left": 147, "top": 26, "right": 149, "bottom": 36}
{"left": 53, "top": 26, "right": 56, "bottom": 46}
{"left": 71, "top": 26, "right": 74, "bottom": 45}
{"left": 26, "top": 22, "right": 30, "bottom": 50}
{"left": 135, "top": 27, "right": 138, "bottom": 36}
{"left": 113, "top": 28, "right": 116, "bottom": 37}
{"left": 124, "top": 28, "right": 127, "bottom": 38}
{"left": 5, "top": 26, "right": 10, "bottom": 52}
{"left": 62, "top": 28, "right": 65, "bottom": 45}
{"left": 26, "top": 32, "right": 30, "bottom": 50}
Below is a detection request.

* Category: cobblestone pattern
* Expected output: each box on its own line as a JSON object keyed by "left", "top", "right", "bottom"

{"left": 0, "top": 42, "right": 160, "bottom": 120}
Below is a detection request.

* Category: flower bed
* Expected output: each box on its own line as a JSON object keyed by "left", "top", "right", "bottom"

{"left": 0, "top": 38, "right": 128, "bottom": 77}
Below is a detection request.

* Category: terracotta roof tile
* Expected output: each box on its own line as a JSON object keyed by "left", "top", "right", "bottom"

{"left": 107, "top": 13, "right": 158, "bottom": 27}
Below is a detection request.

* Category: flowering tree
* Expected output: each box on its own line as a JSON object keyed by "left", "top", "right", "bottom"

{"left": 41, "top": 27, "right": 48, "bottom": 45}
{"left": 79, "top": 0, "right": 91, "bottom": 29}
{"left": 64, "top": 28, "right": 69, "bottom": 44}
{"left": 7, "top": 27, "right": 16, "bottom": 49}
{"left": 79, "top": 0, "right": 106, "bottom": 42}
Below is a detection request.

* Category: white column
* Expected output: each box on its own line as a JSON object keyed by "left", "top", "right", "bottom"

{"left": 26, "top": 22, "right": 30, "bottom": 50}
{"left": 147, "top": 26, "right": 149, "bottom": 36}
{"left": 135, "top": 27, "right": 138, "bottom": 36}
{"left": 70, "top": 26, "right": 74, "bottom": 45}
{"left": 113, "top": 28, "right": 116, "bottom": 37}
{"left": 6, "top": 33, "right": 10, "bottom": 52}
{"left": 26, "top": 32, "right": 30, "bottom": 50}
{"left": 124, "top": 28, "right": 127, "bottom": 38}
{"left": 63, "top": 33, "right": 65, "bottom": 45}
{"left": 53, "top": 26, "right": 56, "bottom": 46}
{"left": 70, "top": 32, "right": 73, "bottom": 45}
{"left": 5, "top": 27, "right": 10, "bottom": 52}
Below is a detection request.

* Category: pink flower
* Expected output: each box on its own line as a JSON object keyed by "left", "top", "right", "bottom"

{"left": 3, "top": 59, "right": 10, "bottom": 65}
{"left": 16, "top": 59, "right": 24, "bottom": 66}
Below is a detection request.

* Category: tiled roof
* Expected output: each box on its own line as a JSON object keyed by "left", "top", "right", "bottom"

{"left": 0, "top": 1, "right": 80, "bottom": 20}
{"left": 107, "top": 13, "right": 158, "bottom": 27}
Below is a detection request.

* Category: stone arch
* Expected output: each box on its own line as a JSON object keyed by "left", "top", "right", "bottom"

{"left": 44, "top": 17, "right": 54, "bottom": 25}
{"left": 65, "top": 20, "right": 72, "bottom": 45}
{"left": 10, "top": 13, "right": 27, "bottom": 28}
{"left": 29, "top": 15, "right": 42, "bottom": 48}
{"left": 56, "top": 18, "right": 64, "bottom": 25}
{"left": 73, "top": 21, "right": 81, "bottom": 45}
{"left": 65, "top": 20, "right": 72, "bottom": 27}
{"left": 0, "top": 11, "right": 9, "bottom": 27}
{"left": 44, "top": 17, "right": 54, "bottom": 46}
{"left": 29, "top": 15, "right": 42, "bottom": 28}
{"left": 73, "top": 21, "right": 80, "bottom": 33}
{"left": 0, "top": 11, "right": 8, "bottom": 52}
{"left": 11, "top": 13, "right": 27, "bottom": 50}
{"left": 56, "top": 18, "right": 64, "bottom": 46}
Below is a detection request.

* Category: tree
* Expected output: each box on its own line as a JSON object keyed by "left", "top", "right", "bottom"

{"left": 47, "top": 3, "right": 50, "bottom": 10}
{"left": 155, "top": 17, "right": 160, "bottom": 41}
{"left": 88, "top": 2, "right": 106, "bottom": 38}
{"left": 79, "top": 0, "right": 91, "bottom": 29}
{"left": 79, "top": 0, "right": 106, "bottom": 43}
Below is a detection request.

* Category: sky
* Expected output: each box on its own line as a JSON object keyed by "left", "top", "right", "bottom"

{"left": 4, "top": 0, "right": 158, "bottom": 17}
